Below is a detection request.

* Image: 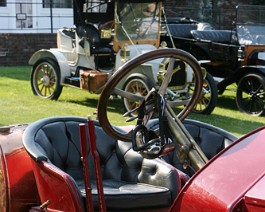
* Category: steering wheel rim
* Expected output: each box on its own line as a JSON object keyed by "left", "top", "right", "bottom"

{"left": 97, "top": 48, "right": 203, "bottom": 141}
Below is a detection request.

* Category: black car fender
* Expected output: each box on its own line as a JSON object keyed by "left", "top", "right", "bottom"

{"left": 217, "top": 65, "right": 265, "bottom": 94}
{"left": 247, "top": 50, "right": 265, "bottom": 65}
{"left": 234, "top": 65, "right": 265, "bottom": 84}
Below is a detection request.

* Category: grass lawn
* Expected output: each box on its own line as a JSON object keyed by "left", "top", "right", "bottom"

{"left": 1, "top": 66, "right": 265, "bottom": 137}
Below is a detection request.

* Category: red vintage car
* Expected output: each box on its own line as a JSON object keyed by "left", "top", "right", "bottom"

{"left": 1, "top": 48, "right": 265, "bottom": 211}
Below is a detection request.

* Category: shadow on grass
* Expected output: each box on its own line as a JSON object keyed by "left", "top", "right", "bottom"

{"left": 0, "top": 67, "right": 31, "bottom": 81}
{"left": 67, "top": 98, "right": 99, "bottom": 108}
{"left": 216, "top": 95, "right": 238, "bottom": 111}
{"left": 66, "top": 97, "right": 125, "bottom": 115}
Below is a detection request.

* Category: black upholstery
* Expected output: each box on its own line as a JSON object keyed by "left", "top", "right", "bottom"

{"left": 23, "top": 116, "right": 179, "bottom": 211}
{"left": 191, "top": 30, "right": 232, "bottom": 44}
{"left": 83, "top": 24, "right": 113, "bottom": 55}
{"left": 167, "top": 24, "right": 197, "bottom": 38}
{"left": 147, "top": 119, "right": 238, "bottom": 176}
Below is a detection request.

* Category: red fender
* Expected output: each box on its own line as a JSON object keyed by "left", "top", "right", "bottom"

{"left": 0, "top": 124, "right": 39, "bottom": 211}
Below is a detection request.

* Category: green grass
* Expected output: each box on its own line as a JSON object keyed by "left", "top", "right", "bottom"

{"left": 1, "top": 66, "right": 265, "bottom": 137}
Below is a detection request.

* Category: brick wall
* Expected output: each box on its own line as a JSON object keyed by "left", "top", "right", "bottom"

{"left": 0, "top": 34, "right": 56, "bottom": 66}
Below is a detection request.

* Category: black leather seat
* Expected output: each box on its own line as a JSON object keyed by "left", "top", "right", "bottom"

{"left": 167, "top": 24, "right": 197, "bottom": 38}
{"left": 147, "top": 119, "right": 238, "bottom": 177}
{"left": 76, "top": 24, "right": 114, "bottom": 69}
{"left": 23, "top": 116, "right": 180, "bottom": 211}
{"left": 191, "top": 30, "right": 232, "bottom": 44}
{"left": 81, "top": 24, "right": 113, "bottom": 55}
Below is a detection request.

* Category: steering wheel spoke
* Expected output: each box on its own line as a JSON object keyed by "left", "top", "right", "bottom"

{"left": 114, "top": 87, "right": 145, "bottom": 102}
{"left": 158, "top": 58, "right": 176, "bottom": 95}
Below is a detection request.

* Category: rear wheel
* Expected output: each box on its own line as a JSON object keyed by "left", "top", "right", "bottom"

{"left": 193, "top": 72, "right": 218, "bottom": 114}
{"left": 30, "top": 58, "right": 63, "bottom": 100}
{"left": 236, "top": 73, "right": 265, "bottom": 116}
{"left": 123, "top": 76, "right": 154, "bottom": 116}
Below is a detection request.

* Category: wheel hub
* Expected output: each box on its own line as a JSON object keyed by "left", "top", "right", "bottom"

{"left": 249, "top": 91, "right": 258, "bottom": 100}
{"left": 42, "top": 75, "right": 50, "bottom": 87}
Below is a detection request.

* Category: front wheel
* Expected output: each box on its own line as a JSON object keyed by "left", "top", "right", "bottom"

{"left": 193, "top": 72, "right": 218, "bottom": 114}
{"left": 30, "top": 58, "right": 63, "bottom": 100}
{"left": 236, "top": 73, "right": 265, "bottom": 116}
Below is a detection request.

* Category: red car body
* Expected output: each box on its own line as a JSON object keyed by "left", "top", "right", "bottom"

{"left": 0, "top": 125, "right": 38, "bottom": 211}
{"left": 172, "top": 126, "right": 265, "bottom": 211}
{"left": 1, "top": 123, "right": 265, "bottom": 211}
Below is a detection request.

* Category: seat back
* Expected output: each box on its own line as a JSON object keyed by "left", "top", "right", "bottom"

{"left": 76, "top": 24, "right": 113, "bottom": 68}
{"left": 23, "top": 117, "right": 90, "bottom": 211}
{"left": 167, "top": 24, "right": 197, "bottom": 38}
{"left": 23, "top": 116, "right": 132, "bottom": 183}
{"left": 84, "top": 24, "right": 102, "bottom": 47}
{"left": 191, "top": 30, "right": 233, "bottom": 44}
{"left": 147, "top": 119, "right": 238, "bottom": 176}
{"left": 23, "top": 116, "right": 180, "bottom": 211}
{"left": 23, "top": 117, "right": 85, "bottom": 178}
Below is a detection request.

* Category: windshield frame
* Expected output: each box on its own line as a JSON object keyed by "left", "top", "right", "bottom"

{"left": 236, "top": 5, "right": 265, "bottom": 45}
{"left": 113, "top": 1, "right": 161, "bottom": 52}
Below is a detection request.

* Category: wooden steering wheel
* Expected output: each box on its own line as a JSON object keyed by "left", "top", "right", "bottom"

{"left": 97, "top": 48, "right": 203, "bottom": 142}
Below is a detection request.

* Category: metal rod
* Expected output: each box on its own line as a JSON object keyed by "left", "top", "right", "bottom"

{"left": 49, "top": 0, "right": 53, "bottom": 33}
{"left": 88, "top": 119, "right": 106, "bottom": 212}
{"left": 79, "top": 123, "right": 94, "bottom": 212}
{"left": 165, "top": 104, "right": 208, "bottom": 170}
{"left": 161, "top": 6, "right": 176, "bottom": 49}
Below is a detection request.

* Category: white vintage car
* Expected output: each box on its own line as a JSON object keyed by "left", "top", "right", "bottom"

{"left": 28, "top": 0, "right": 215, "bottom": 115}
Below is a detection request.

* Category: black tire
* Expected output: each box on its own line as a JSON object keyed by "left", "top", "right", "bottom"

{"left": 123, "top": 75, "right": 154, "bottom": 116}
{"left": 30, "top": 58, "right": 63, "bottom": 100}
{"left": 193, "top": 72, "right": 218, "bottom": 114}
{"left": 236, "top": 73, "right": 265, "bottom": 116}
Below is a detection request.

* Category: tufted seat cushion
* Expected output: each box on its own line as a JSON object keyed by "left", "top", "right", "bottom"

{"left": 167, "top": 24, "right": 197, "bottom": 38}
{"left": 23, "top": 116, "right": 179, "bottom": 211}
{"left": 147, "top": 119, "right": 238, "bottom": 177}
{"left": 191, "top": 30, "right": 233, "bottom": 44}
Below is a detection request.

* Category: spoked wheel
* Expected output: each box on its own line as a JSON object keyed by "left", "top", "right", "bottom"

{"left": 98, "top": 48, "right": 203, "bottom": 141}
{"left": 236, "top": 73, "right": 265, "bottom": 116}
{"left": 123, "top": 76, "right": 154, "bottom": 116}
{"left": 193, "top": 72, "right": 218, "bottom": 114}
{"left": 30, "top": 58, "right": 62, "bottom": 100}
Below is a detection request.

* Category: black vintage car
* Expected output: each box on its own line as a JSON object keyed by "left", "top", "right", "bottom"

{"left": 161, "top": 5, "right": 265, "bottom": 116}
